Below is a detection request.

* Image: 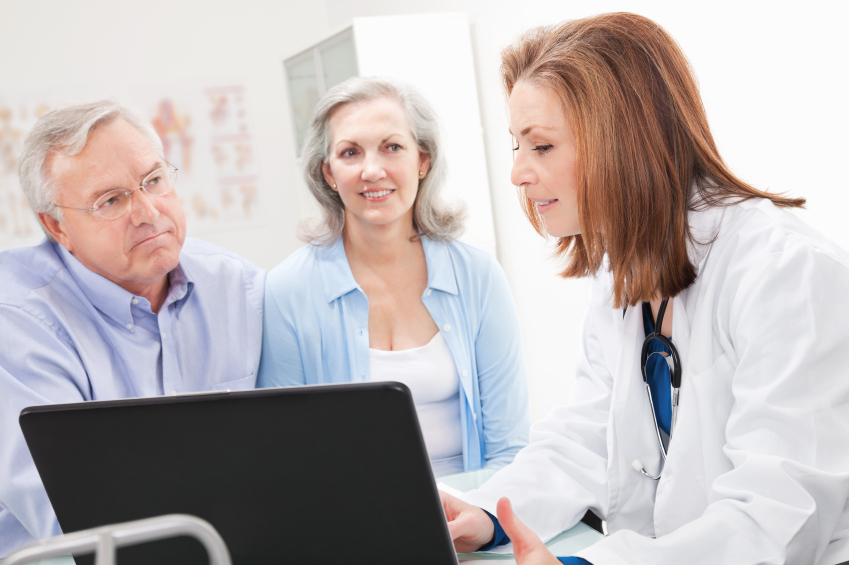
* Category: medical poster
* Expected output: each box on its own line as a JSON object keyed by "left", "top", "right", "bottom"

{"left": 0, "top": 94, "right": 59, "bottom": 251}
{"left": 126, "top": 81, "right": 264, "bottom": 235}
{"left": 0, "top": 81, "right": 265, "bottom": 253}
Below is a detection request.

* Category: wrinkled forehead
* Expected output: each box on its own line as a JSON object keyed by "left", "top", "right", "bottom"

{"left": 48, "top": 119, "right": 164, "bottom": 202}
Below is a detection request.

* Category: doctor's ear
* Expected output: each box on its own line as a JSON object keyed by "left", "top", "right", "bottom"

{"left": 322, "top": 163, "right": 338, "bottom": 191}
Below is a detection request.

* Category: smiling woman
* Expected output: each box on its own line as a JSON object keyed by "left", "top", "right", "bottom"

{"left": 257, "top": 77, "right": 531, "bottom": 477}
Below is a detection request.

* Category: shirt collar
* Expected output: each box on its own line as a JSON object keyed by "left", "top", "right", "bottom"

{"left": 55, "top": 242, "right": 193, "bottom": 324}
{"left": 421, "top": 236, "right": 458, "bottom": 295}
{"left": 686, "top": 204, "right": 725, "bottom": 274}
{"left": 318, "top": 235, "right": 459, "bottom": 304}
{"left": 318, "top": 237, "right": 360, "bottom": 303}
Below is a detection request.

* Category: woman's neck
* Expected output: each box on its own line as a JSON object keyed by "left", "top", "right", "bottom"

{"left": 342, "top": 213, "right": 420, "bottom": 269}
{"left": 648, "top": 296, "right": 673, "bottom": 338}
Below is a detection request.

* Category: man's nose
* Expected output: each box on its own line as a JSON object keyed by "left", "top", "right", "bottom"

{"left": 129, "top": 187, "right": 160, "bottom": 225}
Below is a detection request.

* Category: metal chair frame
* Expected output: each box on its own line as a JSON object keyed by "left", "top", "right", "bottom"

{"left": 2, "top": 514, "right": 231, "bottom": 565}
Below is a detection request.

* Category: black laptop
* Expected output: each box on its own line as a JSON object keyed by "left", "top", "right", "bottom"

{"left": 19, "top": 382, "right": 459, "bottom": 565}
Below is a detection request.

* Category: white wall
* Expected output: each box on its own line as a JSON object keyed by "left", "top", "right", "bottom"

{"left": 2, "top": 0, "right": 847, "bottom": 422}
{"left": 326, "top": 0, "right": 849, "bottom": 421}
{"left": 0, "top": 0, "right": 334, "bottom": 268}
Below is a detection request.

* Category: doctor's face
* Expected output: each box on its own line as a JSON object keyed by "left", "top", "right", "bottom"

{"left": 321, "top": 96, "right": 430, "bottom": 234}
{"left": 509, "top": 80, "right": 580, "bottom": 238}
{"left": 42, "top": 118, "right": 186, "bottom": 295}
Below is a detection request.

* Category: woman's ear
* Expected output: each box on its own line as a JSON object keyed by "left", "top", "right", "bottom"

{"left": 322, "top": 162, "right": 337, "bottom": 191}
{"left": 419, "top": 152, "right": 431, "bottom": 177}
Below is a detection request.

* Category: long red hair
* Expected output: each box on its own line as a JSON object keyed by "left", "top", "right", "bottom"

{"left": 502, "top": 13, "right": 804, "bottom": 307}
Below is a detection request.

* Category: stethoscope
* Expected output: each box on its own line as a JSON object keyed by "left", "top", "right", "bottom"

{"left": 628, "top": 298, "right": 682, "bottom": 480}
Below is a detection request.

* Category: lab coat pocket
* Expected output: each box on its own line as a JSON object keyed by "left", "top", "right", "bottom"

{"left": 210, "top": 374, "right": 256, "bottom": 391}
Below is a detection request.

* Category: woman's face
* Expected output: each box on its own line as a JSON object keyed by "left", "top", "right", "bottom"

{"left": 509, "top": 80, "right": 580, "bottom": 238}
{"left": 322, "top": 96, "right": 430, "bottom": 234}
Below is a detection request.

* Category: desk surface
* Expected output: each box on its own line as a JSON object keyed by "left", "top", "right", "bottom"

{"left": 438, "top": 468, "right": 603, "bottom": 563}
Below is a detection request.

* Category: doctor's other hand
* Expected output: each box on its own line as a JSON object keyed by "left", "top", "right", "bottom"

{"left": 497, "top": 497, "right": 561, "bottom": 565}
{"left": 439, "top": 489, "right": 495, "bottom": 553}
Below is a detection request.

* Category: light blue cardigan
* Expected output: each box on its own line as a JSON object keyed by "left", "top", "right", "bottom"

{"left": 257, "top": 236, "right": 530, "bottom": 471}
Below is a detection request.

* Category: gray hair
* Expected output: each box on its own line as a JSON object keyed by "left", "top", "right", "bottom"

{"left": 299, "top": 76, "right": 465, "bottom": 245}
{"left": 18, "top": 99, "right": 163, "bottom": 239}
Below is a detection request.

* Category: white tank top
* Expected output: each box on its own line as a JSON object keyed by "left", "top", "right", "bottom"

{"left": 369, "top": 332, "right": 464, "bottom": 477}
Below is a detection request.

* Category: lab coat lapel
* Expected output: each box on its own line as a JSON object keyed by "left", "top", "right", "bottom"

{"left": 606, "top": 302, "right": 659, "bottom": 536}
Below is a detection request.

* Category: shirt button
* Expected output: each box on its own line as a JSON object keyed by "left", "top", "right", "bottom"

{"left": 162, "top": 333, "right": 167, "bottom": 339}
{"left": 171, "top": 390, "right": 177, "bottom": 395}
{"left": 126, "top": 323, "right": 133, "bottom": 330}
{"left": 131, "top": 298, "right": 139, "bottom": 305}
{"left": 426, "top": 289, "right": 432, "bottom": 296}
{"left": 462, "top": 370, "right": 468, "bottom": 377}
{"left": 473, "top": 413, "right": 477, "bottom": 421}
{"left": 443, "top": 324, "right": 451, "bottom": 332}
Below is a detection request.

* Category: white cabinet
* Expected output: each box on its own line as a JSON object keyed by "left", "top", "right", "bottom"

{"left": 284, "top": 13, "right": 497, "bottom": 256}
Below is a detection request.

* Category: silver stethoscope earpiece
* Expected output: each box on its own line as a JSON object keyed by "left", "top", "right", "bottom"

{"left": 632, "top": 459, "right": 661, "bottom": 480}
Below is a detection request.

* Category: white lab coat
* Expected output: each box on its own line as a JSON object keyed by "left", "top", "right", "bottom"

{"left": 462, "top": 198, "right": 849, "bottom": 565}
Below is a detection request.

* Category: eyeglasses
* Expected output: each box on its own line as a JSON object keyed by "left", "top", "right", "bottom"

{"left": 55, "top": 164, "right": 178, "bottom": 220}
{"left": 636, "top": 297, "right": 681, "bottom": 480}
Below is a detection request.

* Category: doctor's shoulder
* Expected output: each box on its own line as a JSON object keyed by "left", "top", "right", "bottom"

{"left": 708, "top": 198, "right": 849, "bottom": 279}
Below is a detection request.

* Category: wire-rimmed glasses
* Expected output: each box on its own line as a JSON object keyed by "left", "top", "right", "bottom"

{"left": 55, "top": 164, "right": 178, "bottom": 220}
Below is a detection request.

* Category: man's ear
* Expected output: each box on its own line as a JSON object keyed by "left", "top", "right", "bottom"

{"left": 322, "top": 162, "right": 337, "bottom": 191}
{"left": 38, "top": 212, "right": 72, "bottom": 252}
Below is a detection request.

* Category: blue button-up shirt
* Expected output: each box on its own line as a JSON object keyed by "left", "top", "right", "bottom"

{"left": 257, "top": 236, "right": 530, "bottom": 472}
{"left": 0, "top": 238, "right": 265, "bottom": 556}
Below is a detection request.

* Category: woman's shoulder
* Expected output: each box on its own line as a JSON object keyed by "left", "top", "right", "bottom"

{"left": 436, "top": 238, "right": 501, "bottom": 275}
{"left": 714, "top": 198, "right": 849, "bottom": 269}
{"left": 266, "top": 243, "right": 333, "bottom": 296}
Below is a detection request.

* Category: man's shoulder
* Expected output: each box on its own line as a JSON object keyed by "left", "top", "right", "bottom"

{"left": 179, "top": 238, "right": 266, "bottom": 279}
{"left": 0, "top": 240, "right": 65, "bottom": 308}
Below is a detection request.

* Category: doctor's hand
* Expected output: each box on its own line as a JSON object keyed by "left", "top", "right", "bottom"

{"left": 439, "top": 489, "right": 495, "bottom": 553}
{"left": 497, "top": 497, "right": 561, "bottom": 565}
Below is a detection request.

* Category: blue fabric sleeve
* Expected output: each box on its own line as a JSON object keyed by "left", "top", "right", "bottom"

{"left": 479, "top": 510, "right": 511, "bottom": 550}
{"left": 481, "top": 511, "right": 592, "bottom": 564}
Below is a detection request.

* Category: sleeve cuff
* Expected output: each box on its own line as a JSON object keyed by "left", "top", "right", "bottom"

{"left": 478, "top": 509, "right": 511, "bottom": 551}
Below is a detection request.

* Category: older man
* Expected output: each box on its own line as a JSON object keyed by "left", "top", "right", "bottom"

{"left": 0, "top": 101, "right": 265, "bottom": 555}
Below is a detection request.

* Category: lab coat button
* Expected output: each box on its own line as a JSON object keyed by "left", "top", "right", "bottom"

{"left": 443, "top": 324, "right": 451, "bottom": 332}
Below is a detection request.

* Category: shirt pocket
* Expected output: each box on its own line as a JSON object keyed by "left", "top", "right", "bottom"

{"left": 210, "top": 374, "right": 256, "bottom": 391}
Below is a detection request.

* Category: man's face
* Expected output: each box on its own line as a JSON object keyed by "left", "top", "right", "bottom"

{"left": 42, "top": 119, "right": 186, "bottom": 295}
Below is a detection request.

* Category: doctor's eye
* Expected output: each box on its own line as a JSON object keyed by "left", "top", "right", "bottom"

{"left": 340, "top": 148, "right": 358, "bottom": 158}
{"left": 532, "top": 144, "right": 553, "bottom": 154}
{"left": 513, "top": 142, "right": 520, "bottom": 151}
{"left": 386, "top": 143, "right": 403, "bottom": 152}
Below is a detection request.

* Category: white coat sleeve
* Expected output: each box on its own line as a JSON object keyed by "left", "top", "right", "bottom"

{"left": 578, "top": 243, "right": 849, "bottom": 565}
{"left": 460, "top": 278, "right": 614, "bottom": 540}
